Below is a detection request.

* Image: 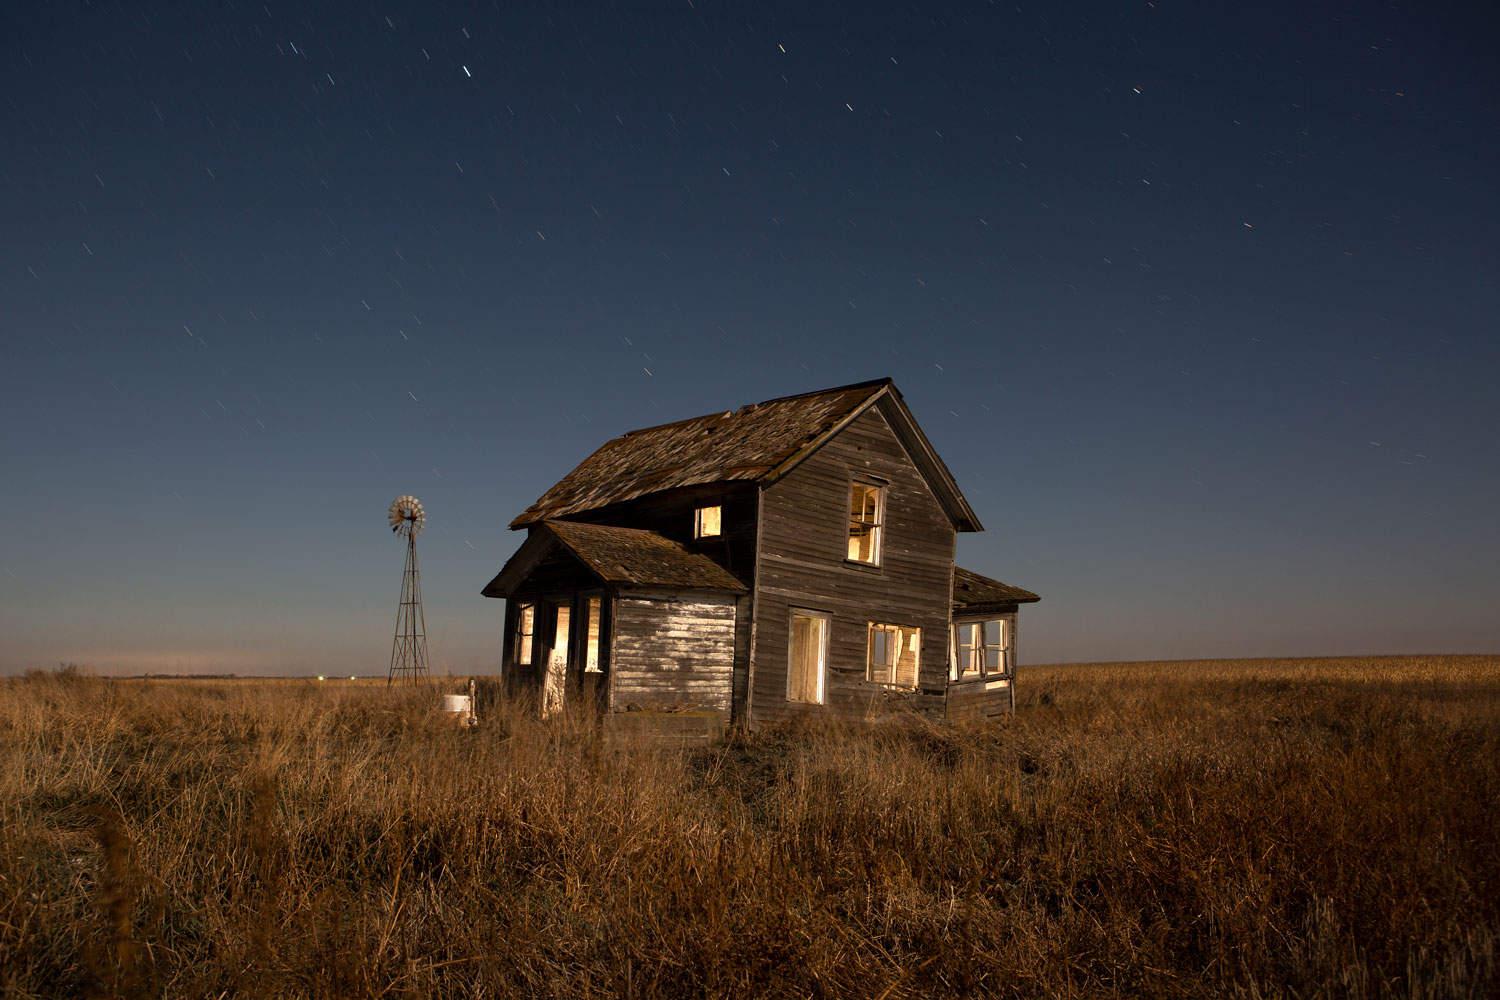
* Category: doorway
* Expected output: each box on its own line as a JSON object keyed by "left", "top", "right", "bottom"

{"left": 543, "top": 602, "right": 570, "bottom": 717}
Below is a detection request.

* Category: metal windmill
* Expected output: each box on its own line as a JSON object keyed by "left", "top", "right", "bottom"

{"left": 386, "top": 494, "right": 430, "bottom": 685}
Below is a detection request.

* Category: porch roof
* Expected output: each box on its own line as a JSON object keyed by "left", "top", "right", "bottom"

{"left": 953, "top": 567, "right": 1040, "bottom": 614}
{"left": 481, "top": 520, "right": 747, "bottom": 598}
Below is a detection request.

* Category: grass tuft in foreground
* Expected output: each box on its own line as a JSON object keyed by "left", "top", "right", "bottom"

{"left": 2, "top": 656, "right": 1496, "bottom": 998}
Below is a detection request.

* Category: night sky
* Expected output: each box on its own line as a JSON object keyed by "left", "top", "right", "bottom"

{"left": 4, "top": 1, "right": 1497, "bottom": 675}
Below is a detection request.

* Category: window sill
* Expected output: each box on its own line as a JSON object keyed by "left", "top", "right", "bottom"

{"left": 843, "top": 558, "right": 883, "bottom": 570}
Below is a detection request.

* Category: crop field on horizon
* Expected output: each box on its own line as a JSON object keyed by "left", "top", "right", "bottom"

{"left": 3, "top": 655, "right": 1497, "bottom": 998}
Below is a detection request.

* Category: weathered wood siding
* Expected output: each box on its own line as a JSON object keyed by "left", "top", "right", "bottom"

{"left": 750, "top": 404, "right": 956, "bottom": 724}
{"left": 945, "top": 678, "right": 1013, "bottom": 719}
{"left": 732, "top": 593, "right": 753, "bottom": 721}
{"left": 610, "top": 595, "right": 736, "bottom": 713}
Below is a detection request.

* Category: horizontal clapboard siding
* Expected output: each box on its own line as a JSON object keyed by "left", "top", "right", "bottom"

{"left": 751, "top": 405, "right": 955, "bottom": 725}
{"left": 945, "top": 678, "right": 1012, "bottom": 719}
{"left": 611, "top": 596, "right": 735, "bottom": 713}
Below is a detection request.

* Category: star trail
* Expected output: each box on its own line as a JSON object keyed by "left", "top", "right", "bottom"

{"left": 3, "top": 1, "right": 1496, "bottom": 674}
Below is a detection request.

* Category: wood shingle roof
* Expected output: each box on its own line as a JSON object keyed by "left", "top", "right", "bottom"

{"left": 511, "top": 378, "right": 982, "bottom": 531}
{"left": 545, "top": 521, "right": 747, "bottom": 592}
{"left": 952, "top": 567, "right": 1040, "bottom": 612}
{"left": 481, "top": 520, "right": 747, "bottom": 599}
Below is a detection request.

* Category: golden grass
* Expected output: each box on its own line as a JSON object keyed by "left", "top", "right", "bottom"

{"left": 2, "top": 656, "right": 1496, "bottom": 998}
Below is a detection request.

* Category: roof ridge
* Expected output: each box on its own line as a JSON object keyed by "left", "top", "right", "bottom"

{"left": 612, "top": 378, "right": 891, "bottom": 439}
{"left": 734, "top": 376, "right": 891, "bottom": 414}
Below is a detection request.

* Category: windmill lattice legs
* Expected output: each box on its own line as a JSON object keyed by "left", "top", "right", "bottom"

{"left": 388, "top": 528, "right": 429, "bottom": 684}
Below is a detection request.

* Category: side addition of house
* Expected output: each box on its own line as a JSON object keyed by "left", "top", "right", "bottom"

{"left": 481, "top": 378, "right": 1039, "bottom": 727}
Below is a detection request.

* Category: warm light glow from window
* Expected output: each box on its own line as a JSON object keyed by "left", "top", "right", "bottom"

{"left": 953, "top": 619, "right": 1009, "bottom": 679}
{"left": 517, "top": 603, "right": 535, "bottom": 665}
{"left": 867, "top": 623, "right": 919, "bottom": 687}
{"left": 585, "top": 597, "right": 602, "bottom": 672}
{"left": 695, "top": 505, "right": 722, "bottom": 538}
{"left": 847, "top": 483, "right": 882, "bottom": 563}
{"left": 788, "top": 611, "right": 829, "bottom": 704}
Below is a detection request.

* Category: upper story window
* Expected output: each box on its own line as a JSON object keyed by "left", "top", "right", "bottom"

{"left": 847, "top": 482, "right": 883, "bottom": 564}
{"left": 868, "top": 623, "right": 920, "bottom": 688}
{"left": 694, "top": 505, "right": 722, "bottom": 538}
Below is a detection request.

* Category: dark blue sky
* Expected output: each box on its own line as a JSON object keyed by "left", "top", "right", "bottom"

{"left": 3, "top": 1, "right": 1497, "bottom": 673}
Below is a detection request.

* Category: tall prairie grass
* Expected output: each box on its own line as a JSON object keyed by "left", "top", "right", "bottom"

{"left": 2, "top": 656, "right": 1496, "bottom": 998}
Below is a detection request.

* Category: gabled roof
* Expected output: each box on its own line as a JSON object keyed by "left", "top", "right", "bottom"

{"left": 481, "top": 521, "right": 747, "bottom": 599}
{"left": 952, "top": 567, "right": 1040, "bottom": 612}
{"left": 511, "top": 378, "right": 983, "bottom": 531}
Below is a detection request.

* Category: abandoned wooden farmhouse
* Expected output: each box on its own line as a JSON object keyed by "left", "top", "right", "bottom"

{"left": 481, "top": 378, "right": 1039, "bottom": 726}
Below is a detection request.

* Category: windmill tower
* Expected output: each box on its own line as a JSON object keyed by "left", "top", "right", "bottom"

{"left": 387, "top": 494, "right": 430, "bottom": 685}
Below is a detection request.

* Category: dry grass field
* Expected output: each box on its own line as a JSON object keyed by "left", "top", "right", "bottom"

{"left": 2, "top": 656, "right": 1497, "bottom": 999}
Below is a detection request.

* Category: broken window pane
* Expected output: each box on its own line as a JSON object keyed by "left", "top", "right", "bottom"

{"left": 954, "top": 623, "right": 978, "bottom": 678}
{"left": 868, "top": 622, "right": 919, "bottom": 688}
{"left": 983, "top": 619, "right": 1008, "bottom": 678}
{"left": 847, "top": 483, "right": 882, "bottom": 563}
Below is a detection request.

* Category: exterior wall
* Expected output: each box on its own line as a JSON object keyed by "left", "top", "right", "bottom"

{"left": 731, "top": 593, "right": 753, "bottom": 721}
{"left": 946, "top": 608, "right": 1019, "bottom": 719}
{"left": 749, "top": 405, "right": 957, "bottom": 725}
{"left": 610, "top": 594, "right": 736, "bottom": 714}
{"left": 566, "top": 483, "right": 758, "bottom": 724}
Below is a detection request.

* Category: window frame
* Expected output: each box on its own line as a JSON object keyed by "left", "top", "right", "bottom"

{"left": 786, "top": 608, "right": 831, "bottom": 705}
{"left": 866, "top": 622, "right": 921, "bottom": 689}
{"left": 846, "top": 480, "right": 885, "bottom": 566}
{"left": 951, "top": 617, "right": 1011, "bottom": 681}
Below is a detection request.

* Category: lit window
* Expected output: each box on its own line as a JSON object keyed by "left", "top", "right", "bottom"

{"left": 788, "top": 611, "right": 830, "bottom": 704}
{"left": 847, "top": 483, "right": 883, "bottom": 563}
{"left": 867, "top": 623, "right": 920, "bottom": 688}
{"left": 584, "top": 597, "right": 602, "bottom": 672}
{"left": 516, "top": 603, "right": 535, "bottom": 665}
{"left": 953, "top": 619, "right": 1009, "bottom": 680}
{"left": 694, "top": 505, "right": 722, "bottom": 538}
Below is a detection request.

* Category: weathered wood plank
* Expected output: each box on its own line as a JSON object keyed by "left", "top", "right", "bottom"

{"left": 612, "top": 596, "right": 734, "bottom": 712}
{"left": 750, "top": 406, "right": 957, "bottom": 726}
